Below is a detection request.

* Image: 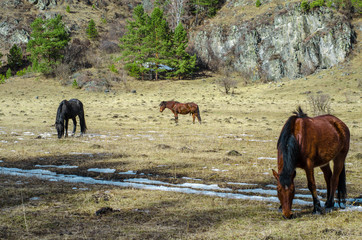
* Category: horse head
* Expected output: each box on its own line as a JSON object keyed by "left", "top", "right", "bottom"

{"left": 272, "top": 169, "right": 296, "bottom": 219}
{"left": 55, "top": 122, "right": 64, "bottom": 139}
{"left": 159, "top": 101, "right": 166, "bottom": 112}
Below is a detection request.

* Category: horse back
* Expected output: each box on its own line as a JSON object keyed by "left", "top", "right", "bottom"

{"left": 294, "top": 115, "right": 350, "bottom": 166}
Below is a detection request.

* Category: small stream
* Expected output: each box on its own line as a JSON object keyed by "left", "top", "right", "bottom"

{"left": 1, "top": 166, "right": 361, "bottom": 211}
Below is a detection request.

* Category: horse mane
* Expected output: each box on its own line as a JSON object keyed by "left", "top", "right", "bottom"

{"left": 55, "top": 100, "right": 67, "bottom": 124}
{"left": 277, "top": 107, "right": 307, "bottom": 187}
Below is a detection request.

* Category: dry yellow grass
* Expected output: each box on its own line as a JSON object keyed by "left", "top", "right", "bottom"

{"left": 0, "top": 52, "right": 361, "bottom": 239}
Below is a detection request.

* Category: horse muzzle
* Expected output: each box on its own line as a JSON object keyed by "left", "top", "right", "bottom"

{"left": 282, "top": 211, "right": 295, "bottom": 219}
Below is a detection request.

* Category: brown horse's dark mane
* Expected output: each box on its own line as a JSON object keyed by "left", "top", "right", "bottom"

{"left": 277, "top": 107, "right": 307, "bottom": 187}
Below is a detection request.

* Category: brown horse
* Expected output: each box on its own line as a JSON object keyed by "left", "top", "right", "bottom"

{"left": 272, "top": 107, "right": 350, "bottom": 219}
{"left": 159, "top": 101, "right": 201, "bottom": 124}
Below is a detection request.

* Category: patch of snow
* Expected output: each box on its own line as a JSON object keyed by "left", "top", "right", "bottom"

{"left": 227, "top": 182, "right": 258, "bottom": 186}
{"left": 23, "top": 132, "right": 35, "bottom": 136}
{"left": 29, "top": 197, "right": 41, "bottom": 201}
{"left": 88, "top": 168, "right": 116, "bottom": 173}
{"left": 212, "top": 168, "right": 228, "bottom": 172}
{"left": 119, "top": 170, "right": 137, "bottom": 175}
{"left": 340, "top": 206, "right": 362, "bottom": 212}
{"left": 182, "top": 177, "right": 202, "bottom": 181}
{"left": 35, "top": 165, "right": 78, "bottom": 169}
{"left": 257, "top": 157, "right": 277, "bottom": 160}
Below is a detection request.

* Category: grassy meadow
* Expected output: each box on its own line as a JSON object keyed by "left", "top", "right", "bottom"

{"left": 0, "top": 51, "right": 361, "bottom": 238}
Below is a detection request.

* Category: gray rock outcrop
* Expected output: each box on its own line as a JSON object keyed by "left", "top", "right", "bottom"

{"left": 27, "top": 0, "right": 57, "bottom": 10}
{"left": 189, "top": 3, "right": 355, "bottom": 81}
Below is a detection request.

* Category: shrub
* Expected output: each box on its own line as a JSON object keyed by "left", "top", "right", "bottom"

{"left": 310, "top": 0, "right": 324, "bottom": 9}
{"left": 66, "top": 5, "right": 70, "bottom": 13}
{"left": 308, "top": 93, "right": 332, "bottom": 115}
{"left": 16, "top": 68, "right": 27, "bottom": 76}
{"left": 218, "top": 77, "right": 238, "bottom": 94}
{"left": 109, "top": 64, "right": 118, "bottom": 74}
{"left": 72, "top": 79, "right": 79, "bottom": 88}
{"left": 54, "top": 63, "right": 72, "bottom": 84}
{"left": 0, "top": 74, "right": 5, "bottom": 84}
{"left": 99, "top": 41, "right": 120, "bottom": 54}
{"left": 256, "top": 0, "right": 262, "bottom": 7}
{"left": 63, "top": 38, "right": 91, "bottom": 71}
{"left": 301, "top": 0, "right": 310, "bottom": 12}
{"left": 6, "top": 68, "right": 11, "bottom": 79}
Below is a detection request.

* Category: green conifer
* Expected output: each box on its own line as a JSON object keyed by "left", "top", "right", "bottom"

{"left": 7, "top": 44, "right": 23, "bottom": 70}
{"left": 86, "top": 19, "right": 99, "bottom": 40}
{"left": 27, "top": 15, "right": 70, "bottom": 74}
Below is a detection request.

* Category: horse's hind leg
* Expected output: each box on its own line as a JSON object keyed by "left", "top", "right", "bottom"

{"left": 320, "top": 164, "right": 332, "bottom": 204}
{"left": 174, "top": 113, "right": 178, "bottom": 124}
{"left": 192, "top": 113, "right": 196, "bottom": 124}
{"left": 325, "top": 153, "right": 347, "bottom": 210}
{"left": 72, "top": 117, "right": 77, "bottom": 136}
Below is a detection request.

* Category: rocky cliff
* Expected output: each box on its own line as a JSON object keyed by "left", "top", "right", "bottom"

{"left": 189, "top": 1, "right": 356, "bottom": 81}
{"left": 0, "top": 0, "right": 358, "bottom": 81}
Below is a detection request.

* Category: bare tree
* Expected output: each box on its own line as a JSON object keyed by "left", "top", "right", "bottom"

{"left": 167, "top": 0, "right": 187, "bottom": 29}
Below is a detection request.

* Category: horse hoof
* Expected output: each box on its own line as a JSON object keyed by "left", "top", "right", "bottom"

{"left": 325, "top": 207, "right": 334, "bottom": 213}
{"left": 313, "top": 205, "right": 325, "bottom": 215}
{"left": 312, "top": 210, "right": 322, "bottom": 215}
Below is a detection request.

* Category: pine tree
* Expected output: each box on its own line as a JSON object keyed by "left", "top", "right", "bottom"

{"left": 119, "top": 5, "right": 149, "bottom": 79}
{"left": 27, "top": 15, "right": 70, "bottom": 74}
{"left": 86, "top": 19, "right": 99, "bottom": 40}
{"left": 7, "top": 44, "right": 23, "bottom": 70}
{"left": 172, "top": 23, "right": 196, "bottom": 79}
{"left": 119, "top": 5, "right": 196, "bottom": 80}
{"left": 145, "top": 7, "right": 171, "bottom": 80}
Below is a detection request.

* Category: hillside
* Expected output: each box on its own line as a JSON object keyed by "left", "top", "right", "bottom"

{"left": 0, "top": 0, "right": 360, "bottom": 84}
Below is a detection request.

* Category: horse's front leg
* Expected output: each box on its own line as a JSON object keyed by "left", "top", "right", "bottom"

{"left": 175, "top": 114, "right": 178, "bottom": 124}
{"left": 65, "top": 119, "right": 69, "bottom": 138}
{"left": 72, "top": 117, "right": 77, "bottom": 136}
{"left": 173, "top": 111, "right": 178, "bottom": 124}
{"left": 305, "top": 167, "right": 324, "bottom": 215}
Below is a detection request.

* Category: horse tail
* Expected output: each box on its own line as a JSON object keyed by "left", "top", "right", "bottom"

{"left": 79, "top": 101, "right": 87, "bottom": 133}
{"left": 277, "top": 108, "right": 307, "bottom": 187}
{"left": 196, "top": 105, "right": 201, "bottom": 122}
{"left": 337, "top": 164, "right": 347, "bottom": 204}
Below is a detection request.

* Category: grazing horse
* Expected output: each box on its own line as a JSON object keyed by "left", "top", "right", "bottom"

{"left": 272, "top": 107, "right": 350, "bottom": 219}
{"left": 55, "top": 99, "right": 87, "bottom": 139}
{"left": 159, "top": 101, "right": 201, "bottom": 124}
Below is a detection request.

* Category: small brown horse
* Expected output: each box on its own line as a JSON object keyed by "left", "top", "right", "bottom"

{"left": 272, "top": 107, "right": 350, "bottom": 219}
{"left": 159, "top": 101, "right": 201, "bottom": 124}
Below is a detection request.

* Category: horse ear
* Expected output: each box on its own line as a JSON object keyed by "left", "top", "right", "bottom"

{"left": 272, "top": 169, "right": 279, "bottom": 180}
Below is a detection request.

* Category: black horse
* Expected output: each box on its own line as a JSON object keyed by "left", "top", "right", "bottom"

{"left": 55, "top": 99, "right": 87, "bottom": 139}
